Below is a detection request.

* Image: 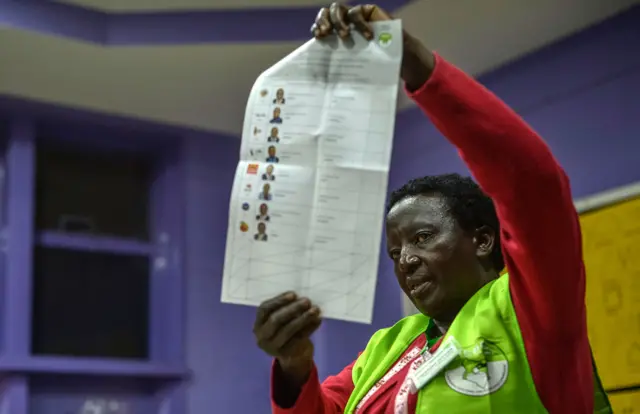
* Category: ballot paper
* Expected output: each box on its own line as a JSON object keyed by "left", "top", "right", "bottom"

{"left": 221, "top": 20, "right": 403, "bottom": 324}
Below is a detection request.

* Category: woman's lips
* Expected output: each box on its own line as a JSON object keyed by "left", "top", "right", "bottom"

{"left": 409, "top": 280, "right": 433, "bottom": 299}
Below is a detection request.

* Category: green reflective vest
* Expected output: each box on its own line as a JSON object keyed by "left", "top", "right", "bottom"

{"left": 343, "top": 274, "right": 612, "bottom": 413}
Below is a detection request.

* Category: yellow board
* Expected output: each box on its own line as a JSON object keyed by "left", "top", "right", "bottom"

{"left": 608, "top": 390, "right": 640, "bottom": 413}
{"left": 581, "top": 196, "right": 640, "bottom": 390}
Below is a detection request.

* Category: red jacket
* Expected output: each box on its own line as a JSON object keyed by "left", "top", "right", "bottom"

{"left": 271, "top": 54, "right": 592, "bottom": 413}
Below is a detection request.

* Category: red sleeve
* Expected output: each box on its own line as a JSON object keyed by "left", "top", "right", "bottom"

{"left": 407, "top": 54, "right": 592, "bottom": 412}
{"left": 271, "top": 360, "right": 355, "bottom": 414}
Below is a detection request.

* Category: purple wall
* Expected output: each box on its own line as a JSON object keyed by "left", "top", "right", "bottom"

{"left": 389, "top": 6, "right": 640, "bottom": 199}
{"left": 0, "top": 110, "right": 189, "bottom": 414}
{"left": 0, "top": 5, "right": 637, "bottom": 414}
{"left": 181, "top": 7, "right": 639, "bottom": 413}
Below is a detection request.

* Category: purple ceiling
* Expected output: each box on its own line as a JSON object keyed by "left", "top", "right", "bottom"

{"left": 0, "top": 0, "right": 417, "bottom": 44}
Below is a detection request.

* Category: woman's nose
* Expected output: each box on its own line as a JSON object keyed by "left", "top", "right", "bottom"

{"left": 399, "top": 253, "right": 420, "bottom": 273}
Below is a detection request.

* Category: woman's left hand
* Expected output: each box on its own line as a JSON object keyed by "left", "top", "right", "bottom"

{"left": 311, "top": 2, "right": 435, "bottom": 90}
{"left": 311, "top": 3, "right": 392, "bottom": 40}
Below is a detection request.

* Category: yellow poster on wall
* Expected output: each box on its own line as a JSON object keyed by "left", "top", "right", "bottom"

{"left": 581, "top": 195, "right": 640, "bottom": 390}
{"left": 608, "top": 390, "right": 640, "bottom": 413}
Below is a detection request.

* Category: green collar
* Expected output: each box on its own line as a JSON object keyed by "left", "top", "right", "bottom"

{"left": 425, "top": 318, "right": 442, "bottom": 348}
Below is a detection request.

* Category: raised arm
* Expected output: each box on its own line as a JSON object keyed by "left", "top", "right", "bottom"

{"left": 401, "top": 35, "right": 592, "bottom": 411}
{"left": 311, "top": 1, "right": 585, "bottom": 336}
{"left": 403, "top": 45, "right": 585, "bottom": 339}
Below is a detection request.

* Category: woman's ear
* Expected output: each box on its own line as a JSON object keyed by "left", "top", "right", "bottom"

{"left": 474, "top": 225, "right": 496, "bottom": 260}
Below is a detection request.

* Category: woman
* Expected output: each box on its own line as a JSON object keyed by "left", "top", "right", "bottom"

{"left": 253, "top": 3, "right": 611, "bottom": 413}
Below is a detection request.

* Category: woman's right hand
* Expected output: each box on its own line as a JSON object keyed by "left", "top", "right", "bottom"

{"left": 254, "top": 292, "right": 322, "bottom": 382}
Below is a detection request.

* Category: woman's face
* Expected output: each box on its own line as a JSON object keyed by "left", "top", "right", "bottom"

{"left": 260, "top": 204, "right": 268, "bottom": 215}
{"left": 385, "top": 193, "right": 494, "bottom": 322}
{"left": 263, "top": 184, "right": 270, "bottom": 194}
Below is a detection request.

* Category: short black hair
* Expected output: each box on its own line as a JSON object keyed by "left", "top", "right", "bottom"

{"left": 387, "top": 173, "right": 504, "bottom": 271}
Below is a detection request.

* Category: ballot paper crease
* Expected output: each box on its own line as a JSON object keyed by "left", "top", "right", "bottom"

{"left": 221, "top": 21, "right": 403, "bottom": 324}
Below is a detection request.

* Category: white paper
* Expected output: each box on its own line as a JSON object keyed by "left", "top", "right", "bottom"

{"left": 221, "top": 21, "right": 403, "bottom": 324}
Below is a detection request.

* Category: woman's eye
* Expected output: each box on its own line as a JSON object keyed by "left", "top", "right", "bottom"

{"left": 389, "top": 250, "right": 401, "bottom": 260}
{"left": 416, "top": 232, "right": 432, "bottom": 243}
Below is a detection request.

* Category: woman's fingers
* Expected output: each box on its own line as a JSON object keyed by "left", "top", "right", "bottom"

{"left": 259, "top": 298, "right": 312, "bottom": 341}
{"left": 254, "top": 291, "right": 296, "bottom": 331}
{"left": 312, "top": 3, "right": 393, "bottom": 41}
{"left": 329, "top": 3, "right": 350, "bottom": 38}
{"left": 347, "top": 5, "right": 373, "bottom": 40}
{"left": 363, "top": 4, "right": 393, "bottom": 21}
{"left": 312, "top": 7, "right": 332, "bottom": 38}
{"left": 270, "top": 306, "right": 321, "bottom": 350}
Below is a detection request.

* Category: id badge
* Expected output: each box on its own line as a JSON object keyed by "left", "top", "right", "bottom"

{"left": 410, "top": 337, "right": 460, "bottom": 391}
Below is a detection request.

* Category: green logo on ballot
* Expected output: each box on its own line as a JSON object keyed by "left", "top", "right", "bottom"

{"left": 378, "top": 32, "right": 393, "bottom": 47}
